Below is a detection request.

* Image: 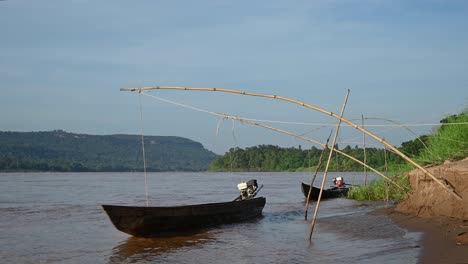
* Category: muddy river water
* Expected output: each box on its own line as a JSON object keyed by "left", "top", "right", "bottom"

{"left": 0, "top": 172, "right": 421, "bottom": 263}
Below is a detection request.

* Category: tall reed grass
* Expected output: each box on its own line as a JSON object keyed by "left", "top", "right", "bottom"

{"left": 349, "top": 109, "right": 467, "bottom": 201}
{"left": 417, "top": 110, "right": 468, "bottom": 164}
{"left": 347, "top": 167, "right": 411, "bottom": 201}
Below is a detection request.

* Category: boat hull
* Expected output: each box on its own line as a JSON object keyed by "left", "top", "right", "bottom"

{"left": 102, "top": 197, "right": 266, "bottom": 237}
{"left": 301, "top": 182, "right": 349, "bottom": 200}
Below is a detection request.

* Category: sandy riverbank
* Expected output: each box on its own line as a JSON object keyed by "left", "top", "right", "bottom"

{"left": 380, "top": 158, "right": 468, "bottom": 263}
{"left": 374, "top": 208, "right": 468, "bottom": 264}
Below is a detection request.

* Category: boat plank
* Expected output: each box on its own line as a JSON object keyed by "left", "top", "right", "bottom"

{"left": 102, "top": 197, "right": 266, "bottom": 237}
{"left": 301, "top": 182, "right": 349, "bottom": 200}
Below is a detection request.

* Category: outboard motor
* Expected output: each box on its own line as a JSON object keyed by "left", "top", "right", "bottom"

{"left": 237, "top": 179, "right": 259, "bottom": 200}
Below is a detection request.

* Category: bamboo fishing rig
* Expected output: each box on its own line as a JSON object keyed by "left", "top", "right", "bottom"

{"left": 121, "top": 86, "right": 463, "bottom": 241}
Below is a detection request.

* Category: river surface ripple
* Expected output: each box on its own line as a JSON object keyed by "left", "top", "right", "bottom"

{"left": 0, "top": 172, "right": 421, "bottom": 264}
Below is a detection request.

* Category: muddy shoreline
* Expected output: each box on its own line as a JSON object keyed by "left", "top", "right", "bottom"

{"left": 375, "top": 208, "right": 468, "bottom": 263}
{"left": 382, "top": 158, "right": 468, "bottom": 263}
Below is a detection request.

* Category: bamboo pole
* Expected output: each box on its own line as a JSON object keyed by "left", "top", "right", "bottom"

{"left": 138, "top": 91, "right": 409, "bottom": 192}
{"left": 362, "top": 115, "right": 368, "bottom": 186}
{"left": 364, "top": 117, "right": 430, "bottom": 152}
{"left": 304, "top": 131, "right": 332, "bottom": 220}
{"left": 308, "top": 89, "right": 350, "bottom": 241}
{"left": 225, "top": 114, "right": 407, "bottom": 191}
{"left": 138, "top": 93, "right": 149, "bottom": 207}
{"left": 120, "top": 86, "right": 461, "bottom": 201}
{"left": 383, "top": 144, "right": 390, "bottom": 207}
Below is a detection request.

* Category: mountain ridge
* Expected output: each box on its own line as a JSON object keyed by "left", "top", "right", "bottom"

{"left": 0, "top": 130, "right": 219, "bottom": 172}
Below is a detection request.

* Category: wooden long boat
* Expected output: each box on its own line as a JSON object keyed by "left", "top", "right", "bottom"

{"left": 102, "top": 196, "right": 266, "bottom": 237}
{"left": 301, "top": 182, "right": 349, "bottom": 200}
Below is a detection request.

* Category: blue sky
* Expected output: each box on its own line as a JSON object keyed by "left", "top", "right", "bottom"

{"left": 1, "top": 0, "right": 467, "bottom": 154}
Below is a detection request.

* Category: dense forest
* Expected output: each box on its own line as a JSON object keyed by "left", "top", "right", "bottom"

{"left": 208, "top": 144, "right": 412, "bottom": 172}
{"left": 2, "top": 110, "right": 463, "bottom": 173}
{"left": 0, "top": 130, "right": 219, "bottom": 172}
{"left": 209, "top": 111, "right": 467, "bottom": 172}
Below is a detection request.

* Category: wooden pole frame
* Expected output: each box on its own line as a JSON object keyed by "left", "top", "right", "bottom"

{"left": 362, "top": 114, "right": 368, "bottom": 186}
{"left": 120, "top": 86, "right": 461, "bottom": 200}
{"left": 308, "top": 89, "right": 350, "bottom": 240}
{"left": 304, "top": 131, "right": 332, "bottom": 220}
{"left": 131, "top": 89, "right": 408, "bottom": 191}
{"left": 227, "top": 114, "right": 407, "bottom": 191}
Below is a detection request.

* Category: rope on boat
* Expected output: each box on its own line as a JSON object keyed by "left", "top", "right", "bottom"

{"left": 138, "top": 91, "right": 408, "bottom": 192}
{"left": 216, "top": 114, "right": 242, "bottom": 182}
{"left": 140, "top": 91, "right": 468, "bottom": 127}
{"left": 131, "top": 88, "right": 460, "bottom": 200}
{"left": 138, "top": 92, "right": 149, "bottom": 207}
{"left": 228, "top": 119, "right": 242, "bottom": 182}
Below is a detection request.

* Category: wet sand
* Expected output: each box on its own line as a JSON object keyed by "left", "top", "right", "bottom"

{"left": 382, "top": 158, "right": 468, "bottom": 263}
{"left": 375, "top": 208, "right": 468, "bottom": 264}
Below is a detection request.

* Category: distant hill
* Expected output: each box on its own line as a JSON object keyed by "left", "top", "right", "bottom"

{"left": 0, "top": 130, "right": 219, "bottom": 172}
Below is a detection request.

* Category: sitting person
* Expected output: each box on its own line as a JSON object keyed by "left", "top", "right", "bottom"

{"left": 333, "top": 177, "right": 345, "bottom": 187}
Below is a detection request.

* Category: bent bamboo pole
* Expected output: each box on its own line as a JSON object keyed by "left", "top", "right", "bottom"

{"left": 364, "top": 117, "right": 430, "bottom": 152}
{"left": 127, "top": 88, "right": 407, "bottom": 190}
{"left": 138, "top": 89, "right": 408, "bottom": 191}
{"left": 128, "top": 89, "right": 407, "bottom": 190}
{"left": 362, "top": 115, "right": 368, "bottom": 186}
{"left": 305, "top": 131, "right": 332, "bottom": 220}
{"left": 309, "top": 89, "right": 350, "bottom": 240}
{"left": 121, "top": 86, "right": 461, "bottom": 200}
{"left": 229, "top": 115, "right": 407, "bottom": 191}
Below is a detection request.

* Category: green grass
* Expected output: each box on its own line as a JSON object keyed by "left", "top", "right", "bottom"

{"left": 416, "top": 110, "right": 468, "bottom": 165}
{"left": 347, "top": 172, "right": 410, "bottom": 201}
{"left": 348, "top": 108, "right": 467, "bottom": 201}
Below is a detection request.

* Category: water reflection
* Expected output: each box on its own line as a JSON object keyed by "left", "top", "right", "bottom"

{"left": 1, "top": 172, "right": 421, "bottom": 263}
{"left": 109, "top": 232, "right": 214, "bottom": 263}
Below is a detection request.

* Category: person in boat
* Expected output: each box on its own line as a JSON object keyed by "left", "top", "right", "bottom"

{"left": 333, "top": 177, "right": 345, "bottom": 188}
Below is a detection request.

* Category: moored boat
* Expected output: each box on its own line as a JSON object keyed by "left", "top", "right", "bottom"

{"left": 301, "top": 182, "right": 349, "bottom": 200}
{"left": 103, "top": 179, "right": 265, "bottom": 237}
